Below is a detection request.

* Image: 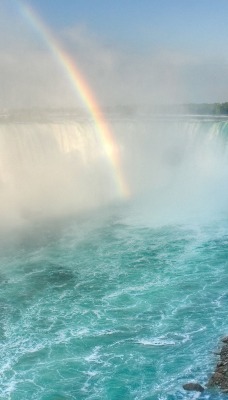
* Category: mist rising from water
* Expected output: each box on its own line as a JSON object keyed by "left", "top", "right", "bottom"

{"left": 0, "top": 111, "right": 228, "bottom": 230}
{"left": 0, "top": 115, "right": 118, "bottom": 229}
{"left": 122, "top": 116, "right": 228, "bottom": 224}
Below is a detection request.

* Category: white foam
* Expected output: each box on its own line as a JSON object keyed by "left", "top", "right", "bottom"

{"left": 84, "top": 346, "right": 102, "bottom": 363}
{"left": 136, "top": 338, "right": 176, "bottom": 346}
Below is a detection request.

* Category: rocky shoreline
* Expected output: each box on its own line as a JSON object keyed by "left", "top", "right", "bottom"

{"left": 183, "top": 336, "right": 228, "bottom": 395}
{"left": 207, "top": 336, "right": 228, "bottom": 392}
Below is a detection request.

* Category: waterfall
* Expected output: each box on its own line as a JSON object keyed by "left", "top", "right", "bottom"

{"left": 0, "top": 120, "right": 118, "bottom": 226}
{"left": 0, "top": 113, "right": 228, "bottom": 227}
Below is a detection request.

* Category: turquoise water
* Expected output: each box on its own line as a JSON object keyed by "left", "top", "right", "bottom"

{"left": 1, "top": 115, "right": 228, "bottom": 399}
{"left": 0, "top": 205, "right": 228, "bottom": 400}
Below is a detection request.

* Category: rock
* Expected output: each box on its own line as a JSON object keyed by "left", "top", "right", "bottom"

{"left": 217, "top": 361, "right": 224, "bottom": 367}
{"left": 208, "top": 336, "right": 228, "bottom": 391}
{"left": 183, "top": 382, "right": 204, "bottom": 392}
{"left": 213, "top": 372, "right": 224, "bottom": 382}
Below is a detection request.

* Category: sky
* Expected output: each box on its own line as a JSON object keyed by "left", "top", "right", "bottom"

{"left": 0, "top": 0, "right": 228, "bottom": 109}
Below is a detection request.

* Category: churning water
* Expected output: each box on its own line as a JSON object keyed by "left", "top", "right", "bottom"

{"left": 0, "top": 112, "right": 228, "bottom": 399}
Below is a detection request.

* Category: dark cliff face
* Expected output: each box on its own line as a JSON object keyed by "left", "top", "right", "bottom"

{"left": 208, "top": 337, "right": 228, "bottom": 393}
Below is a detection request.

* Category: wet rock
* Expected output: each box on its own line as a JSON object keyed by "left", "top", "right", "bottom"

{"left": 183, "top": 382, "right": 204, "bottom": 392}
{"left": 208, "top": 335, "right": 228, "bottom": 391}
{"left": 217, "top": 361, "right": 224, "bottom": 367}
{"left": 214, "top": 372, "right": 223, "bottom": 381}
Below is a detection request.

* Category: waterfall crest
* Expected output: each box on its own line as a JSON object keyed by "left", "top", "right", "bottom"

{"left": 0, "top": 113, "right": 228, "bottom": 227}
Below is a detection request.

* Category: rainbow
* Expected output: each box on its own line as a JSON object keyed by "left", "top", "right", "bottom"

{"left": 16, "top": 0, "right": 130, "bottom": 199}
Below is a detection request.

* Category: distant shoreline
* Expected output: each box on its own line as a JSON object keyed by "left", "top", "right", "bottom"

{"left": 0, "top": 104, "right": 228, "bottom": 123}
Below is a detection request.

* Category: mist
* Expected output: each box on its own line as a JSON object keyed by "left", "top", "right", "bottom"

{"left": 0, "top": 118, "right": 118, "bottom": 228}
{"left": 0, "top": 111, "right": 228, "bottom": 232}
{"left": 0, "top": 3, "right": 228, "bottom": 231}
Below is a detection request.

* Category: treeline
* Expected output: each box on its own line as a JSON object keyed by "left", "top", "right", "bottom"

{"left": 185, "top": 102, "right": 228, "bottom": 115}
{"left": 155, "top": 102, "right": 228, "bottom": 115}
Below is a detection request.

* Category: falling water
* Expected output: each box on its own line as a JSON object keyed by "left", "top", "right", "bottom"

{"left": 0, "top": 111, "right": 228, "bottom": 399}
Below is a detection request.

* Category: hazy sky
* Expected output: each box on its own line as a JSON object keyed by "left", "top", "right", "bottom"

{"left": 1, "top": 0, "right": 228, "bottom": 108}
